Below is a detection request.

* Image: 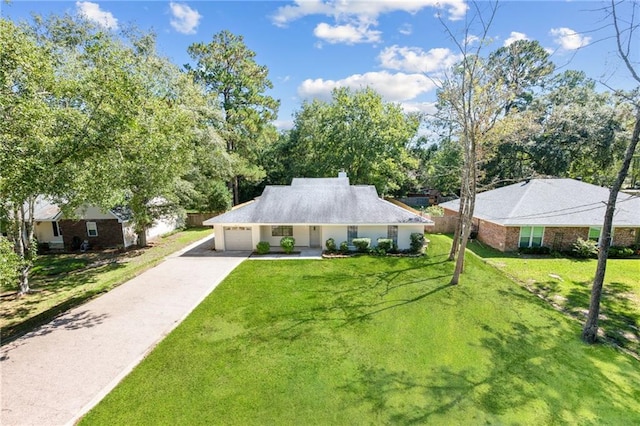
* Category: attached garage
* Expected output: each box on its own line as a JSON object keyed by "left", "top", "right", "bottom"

{"left": 223, "top": 226, "right": 253, "bottom": 250}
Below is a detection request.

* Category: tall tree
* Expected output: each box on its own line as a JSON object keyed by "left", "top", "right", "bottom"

{"left": 582, "top": 0, "right": 640, "bottom": 344}
{"left": 286, "top": 87, "right": 420, "bottom": 195}
{"left": 1, "top": 14, "right": 213, "bottom": 294}
{"left": 488, "top": 39, "right": 555, "bottom": 115}
{"left": 1, "top": 18, "right": 61, "bottom": 294}
{"left": 185, "top": 30, "right": 280, "bottom": 205}
{"left": 482, "top": 71, "right": 625, "bottom": 186}
{"left": 435, "top": 1, "right": 503, "bottom": 284}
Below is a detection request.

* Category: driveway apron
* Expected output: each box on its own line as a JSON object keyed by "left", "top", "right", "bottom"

{"left": 1, "top": 235, "right": 248, "bottom": 426}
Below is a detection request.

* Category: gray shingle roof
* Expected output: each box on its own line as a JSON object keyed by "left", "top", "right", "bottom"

{"left": 204, "top": 178, "right": 431, "bottom": 225}
{"left": 28, "top": 197, "right": 129, "bottom": 222}
{"left": 439, "top": 178, "right": 640, "bottom": 227}
{"left": 30, "top": 197, "right": 63, "bottom": 221}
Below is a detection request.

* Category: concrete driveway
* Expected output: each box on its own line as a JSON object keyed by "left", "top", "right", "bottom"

{"left": 0, "top": 235, "right": 248, "bottom": 426}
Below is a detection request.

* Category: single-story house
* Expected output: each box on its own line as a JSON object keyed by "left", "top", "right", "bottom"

{"left": 30, "top": 198, "right": 180, "bottom": 251}
{"left": 439, "top": 178, "right": 640, "bottom": 252}
{"left": 203, "top": 173, "right": 433, "bottom": 251}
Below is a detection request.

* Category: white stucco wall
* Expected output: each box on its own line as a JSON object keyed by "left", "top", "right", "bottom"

{"left": 75, "top": 205, "right": 117, "bottom": 220}
{"left": 322, "top": 224, "right": 425, "bottom": 250}
{"left": 146, "top": 216, "right": 179, "bottom": 240}
{"left": 34, "top": 221, "right": 63, "bottom": 244}
{"left": 322, "top": 225, "right": 348, "bottom": 247}
{"left": 259, "top": 225, "right": 310, "bottom": 248}
{"left": 398, "top": 225, "right": 426, "bottom": 250}
{"left": 122, "top": 222, "right": 137, "bottom": 248}
{"left": 214, "top": 223, "right": 427, "bottom": 251}
{"left": 213, "top": 225, "right": 225, "bottom": 251}
{"left": 353, "top": 225, "right": 388, "bottom": 244}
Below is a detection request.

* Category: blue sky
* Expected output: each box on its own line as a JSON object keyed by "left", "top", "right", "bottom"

{"left": 2, "top": 1, "right": 636, "bottom": 130}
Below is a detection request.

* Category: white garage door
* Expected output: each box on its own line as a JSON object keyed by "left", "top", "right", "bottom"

{"left": 223, "top": 226, "right": 253, "bottom": 250}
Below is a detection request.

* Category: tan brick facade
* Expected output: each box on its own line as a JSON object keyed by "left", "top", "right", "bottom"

{"left": 59, "top": 219, "right": 125, "bottom": 250}
{"left": 477, "top": 219, "right": 507, "bottom": 251}
{"left": 439, "top": 207, "right": 639, "bottom": 252}
{"left": 613, "top": 227, "right": 639, "bottom": 247}
{"left": 542, "top": 227, "right": 589, "bottom": 252}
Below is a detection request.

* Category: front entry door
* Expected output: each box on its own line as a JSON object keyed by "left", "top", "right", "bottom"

{"left": 309, "top": 226, "right": 321, "bottom": 248}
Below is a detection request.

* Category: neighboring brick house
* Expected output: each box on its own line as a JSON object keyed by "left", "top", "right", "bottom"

{"left": 30, "top": 198, "right": 179, "bottom": 251}
{"left": 439, "top": 178, "right": 640, "bottom": 252}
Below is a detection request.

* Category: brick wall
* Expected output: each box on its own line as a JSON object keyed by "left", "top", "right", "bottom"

{"left": 542, "top": 227, "right": 589, "bottom": 252}
{"left": 59, "top": 219, "right": 124, "bottom": 250}
{"left": 613, "top": 227, "right": 639, "bottom": 247}
{"left": 477, "top": 220, "right": 506, "bottom": 251}
{"left": 437, "top": 207, "right": 640, "bottom": 251}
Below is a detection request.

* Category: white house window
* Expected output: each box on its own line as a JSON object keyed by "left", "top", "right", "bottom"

{"left": 271, "top": 226, "right": 293, "bottom": 237}
{"left": 52, "top": 221, "right": 61, "bottom": 237}
{"left": 519, "top": 226, "right": 544, "bottom": 248}
{"left": 86, "top": 221, "right": 98, "bottom": 237}
{"left": 387, "top": 226, "right": 398, "bottom": 245}
{"left": 347, "top": 226, "right": 358, "bottom": 244}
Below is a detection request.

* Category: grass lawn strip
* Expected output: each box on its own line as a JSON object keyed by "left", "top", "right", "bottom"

{"left": 0, "top": 227, "right": 213, "bottom": 343}
{"left": 81, "top": 234, "right": 640, "bottom": 425}
{"left": 466, "top": 240, "right": 640, "bottom": 356}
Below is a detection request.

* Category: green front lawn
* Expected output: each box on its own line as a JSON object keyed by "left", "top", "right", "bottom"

{"left": 467, "top": 240, "right": 640, "bottom": 355}
{"left": 82, "top": 235, "right": 640, "bottom": 425}
{"left": 1, "top": 227, "right": 213, "bottom": 342}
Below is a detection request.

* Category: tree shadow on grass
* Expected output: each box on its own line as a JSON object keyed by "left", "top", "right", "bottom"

{"left": 519, "top": 278, "right": 640, "bottom": 355}
{"left": 340, "top": 321, "right": 640, "bottom": 424}
{"left": 1, "top": 261, "right": 125, "bottom": 345}
{"left": 270, "top": 262, "right": 455, "bottom": 342}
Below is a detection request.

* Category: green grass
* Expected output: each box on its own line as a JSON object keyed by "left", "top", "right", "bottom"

{"left": 81, "top": 234, "right": 640, "bottom": 425}
{"left": 0, "top": 227, "right": 212, "bottom": 343}
{"left": 467, "top": 240, "right": 640, "bottom": 354}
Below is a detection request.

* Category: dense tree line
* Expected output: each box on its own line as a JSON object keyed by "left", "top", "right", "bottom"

{"left": 0, "top": 15, "right": 270, "bottom": 293}
{"left": 2, "top": 8, "right": 637, "bottom": 295}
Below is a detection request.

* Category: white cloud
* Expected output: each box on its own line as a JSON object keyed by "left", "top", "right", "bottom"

{"left": 273, "top": 0, "right": 467, "bottom": 25}
{"left": 401, "top": 101, "right": 438, "bottom": 115}
{"left": 504, "top": 31, "right": 528, "bottom": 47}
{"left": 399, "top": 23, "right": 413, "bottom": 35}
{"left": 274, "top": 119, "right": 294, "bottom": 131}
{"left": 314, "top": 22, "right": 381, "bottom": 44}
{"left": 550, "top": 27, "right": 591, "bottom": 50}
{"left": 298, "top": 71, "right": 437, "bottom": 103}
{"left": 76, "top": 2, "right": 118, "bottom": 30}
{"left": 378, "top": 45, "right": 461, "bottom": 74}
{"left": 272, "top": 0, "right": 467, "bottom": 44}
{"left": 464, "top": 34, "right": 479, "bottom": 46}
{"left": 169, "top": 2, "right": 202, "bottom": 35}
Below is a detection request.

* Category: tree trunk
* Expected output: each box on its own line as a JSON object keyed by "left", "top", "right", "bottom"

{"left": 138, "top": 226, "right": 148, "bottom": 247}
{"left": 19, "top": 265, "right": 30, "bottom": 296}
{"left": 448, "top": 190, "right": 465, "bottom": 261}
{"left": 582, "top": 107, "right": 640, "bottom": 343}
{"left": 13, "top": 198, "right": 36, "bottom": 295}
{"left": 233, "top": 175, "right": 240, "bottom": 206}
{"left": 450, "top": 137, "right": 477, "bottom": 285}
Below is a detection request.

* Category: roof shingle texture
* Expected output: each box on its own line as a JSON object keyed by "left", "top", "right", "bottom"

{"left": 440, "top": 178, "right": 640, "bottom": 227}
{"left": 205, "top": 178, "right": 431, "bottom": 225}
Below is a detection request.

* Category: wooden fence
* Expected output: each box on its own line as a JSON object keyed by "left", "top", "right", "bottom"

{"left": 427, "top": 216, "right": 457, "bottom": 234}
{"left": 186, "top": 212, "right": 220, "bottom": 228}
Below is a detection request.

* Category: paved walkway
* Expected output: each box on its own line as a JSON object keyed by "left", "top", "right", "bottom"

{"left": 1, "top": 235, "right": 248, "bottom": 426}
